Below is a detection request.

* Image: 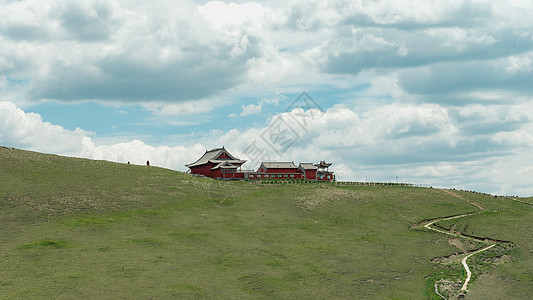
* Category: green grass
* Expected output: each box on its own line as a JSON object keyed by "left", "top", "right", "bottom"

{"left": 18, "top": 239, "right": 70, "bottom": 249}
{"left": 445, "top": 189, "right": 530, "bottom": 211}
{"left": 434, "top": 206, "right": 533, "bottom": 299}
{"left": 0, "top": 146, "right": 531, "bottom": 299}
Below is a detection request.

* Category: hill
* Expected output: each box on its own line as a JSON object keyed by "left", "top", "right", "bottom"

{"left": 1, "top": 146, "right": 531, "bottom": 299}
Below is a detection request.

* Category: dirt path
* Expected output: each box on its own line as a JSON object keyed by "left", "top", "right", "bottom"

{"left": 423, "top": 213, "right": 477, "bottom": 238}
{"left": 440, "top": 189, "right": 485, "bottom": 211}
{"left": 423, "top": 191, "right": 529, "bottom": 297}
{"left": 460, "top": 243, "right": 496, "bottom": 291}
{"left": 421, "top": 189, "right": 491, "bottom": 298}
{"left": 510, "top": 197, "right": 533, "bottom": 206}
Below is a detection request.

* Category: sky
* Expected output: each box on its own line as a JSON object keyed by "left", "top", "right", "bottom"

{"left": 1, "top": 0, "right": 533, "bottom": 196}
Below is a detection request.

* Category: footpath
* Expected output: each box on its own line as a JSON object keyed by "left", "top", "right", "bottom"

{"left": 420, "top": 190, "right": 497, "bottom": 298}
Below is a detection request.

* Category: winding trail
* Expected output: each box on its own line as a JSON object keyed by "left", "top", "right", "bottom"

{"left": 421, "top": 190, "right": 531, "bottom": 296}
{"left": 422, "top": 189, "right": 495, "bottom": 295}
{"left": 440, "top": 189, "right": 485, "bottom": 211}
{"left": 423, "top": 213, "right": 477, "bottom": 238}
{"left": 460, "top": 243, "right": 496, "bottom": 291}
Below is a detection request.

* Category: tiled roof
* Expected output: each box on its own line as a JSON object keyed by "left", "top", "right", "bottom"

{"left": 298, "top": 163, "right": 317, "bottom": 170}
{"left": 260, "top": 161, "right": 298, "bottom": 169}
{"left": 211, "top": 161, "right": 240, "bottom": 170}
{"left": 185, "top": 147, "right": 246, "bottom": 168}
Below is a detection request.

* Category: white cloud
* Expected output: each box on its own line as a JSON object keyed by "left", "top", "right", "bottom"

{"left": 1, "top": 0, "right": 264, "bottom": 103}
{"left": 505, "top": 54, "right": 533, "bottom": 74}
{"left": 240, "top": 103, "right": 262, "bottom": 116}
{"left": 238, "top": 93, "right": 285, "bottom": 116}
{"left": 2, "top": 100, "right": 533, "bottom": 195}
{"left": 2, "top": 0, "right": 533, "bottom": 197}
{"left": 79, "top": 138, "right": 206, "bottom": 170}
{"left": 2, "top": 0, "right": 530, "bottom": 109}
{"left": 142, "top": 98, "right": 222, "bottom": 116}
{"left": 0, "top": 101, "right": 204, "bottom": 170}
{"left": 198, "top": 1, "right": 267, "bottom": 29}
{"left": 214, "top": 101, "right": 533, "bottom": 195}
{"left": 0, "top": 101, "right": 90, "bottom": 154}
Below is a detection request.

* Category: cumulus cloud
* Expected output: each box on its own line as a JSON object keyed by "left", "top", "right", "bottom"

{"left": 240, "top": 103, "right": 263, "bottom": 116}
{"left": 2, "top": 1, "right": 533, "bottom": 196}
{"left": 1, "top": 0, "right": 266, "bottom": 103}
{"left": 2, "top": 100, "right": 533, "bottom": 195}
{"left": 3, "top": 0, "right": 532, "bottom": 107}
{"left": 0, "top": 101, "right": 89, "bottom": 154}
{"left": 0, "top": 101, "right": 205, "bottom": 170}
{"left": 214, "top": 101, "right": 533, "bottom": 195}
{"left": 238, "top": 94, "right": 284, "bottom": 116}
{"left": 198, "top": 1, "right": 267, "bottom": 29}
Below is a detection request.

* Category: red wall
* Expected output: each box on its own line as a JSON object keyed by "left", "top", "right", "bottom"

{"left": 251, "top": 173, "right": 302, "bottom": 179}
{"left": 304, "top": 169, "right": 316, "bottom": 179}
{"left": 265, "top": 168, "right": 302, "bottom": 174}
{"left": 217, "top": 153, "right": 230, "bottom": 159}
{"left": 190, "top": 164, "right": 214, "bottom": 177}
{"left": 220, "top": 169, "right": 241, "bottom": 179}
{"left": 191, "top": 163, "right": 245, "bottom": 179}
{"left": 317, "top": 173, "right": 334, "bottom": 181}
{"left": 211, "top": 168, "right": 221, "bottom": 178}
{"left": 191, "top": 163, "right": 329, "bottom": 181}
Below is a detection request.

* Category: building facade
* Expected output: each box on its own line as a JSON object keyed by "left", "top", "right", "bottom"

{"left": 185, "top": 147, "right": 246, "bottom": 179}
{"left": 186, "top": 147, "right": 335, "bottom": 181}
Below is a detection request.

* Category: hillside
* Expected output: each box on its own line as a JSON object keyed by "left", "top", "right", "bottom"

{"left": 1, "top": 146, "right": 531, "bottom": 299}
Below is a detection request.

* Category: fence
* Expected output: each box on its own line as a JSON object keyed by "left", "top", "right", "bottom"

{"left": 247, "top": 178, "right": 427, "bottom": 187}
{"left": 333, "top": 181, "right": 416, "bottom": 187}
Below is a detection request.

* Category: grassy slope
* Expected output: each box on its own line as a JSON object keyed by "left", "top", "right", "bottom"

{"left": 0, "top": 146, "right": 530, "bottom": 299}
{"left": 434, "top": 194, "right": 533, "bottom": 299}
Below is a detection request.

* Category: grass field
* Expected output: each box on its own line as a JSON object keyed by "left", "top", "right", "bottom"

{"left": 434, "top": 196, "right": 533, "bottom": 299}
{"left": 1, "top": 146, "right": 531, "bottom": 299}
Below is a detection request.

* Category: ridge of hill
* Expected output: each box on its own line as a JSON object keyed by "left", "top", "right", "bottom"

{"left": 1, "top": 146, "right": 531, "bottom": 299}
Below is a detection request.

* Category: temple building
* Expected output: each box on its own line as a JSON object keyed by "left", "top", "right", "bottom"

{"left": 315, "top": 160, "right": 334, "bottom": 181}
{"left": 185, "top": 147, "right": 246, "bottom": 179}
{"left": 186, "top": 147, "right": 335, "bottom": 181}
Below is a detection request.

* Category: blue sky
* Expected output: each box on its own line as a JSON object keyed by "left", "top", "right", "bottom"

{"left": 2, "top": 0, "right": 533, "bottom": 196}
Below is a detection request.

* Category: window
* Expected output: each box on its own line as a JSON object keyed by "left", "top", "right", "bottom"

{"left": 265, "top": 175, "right": 269, "bottom": 178}
{"left": 284, "top": 174, "right": 288, "bottom": 178}
{"left": 278, "top": 174, "right": 282, "bottom": 178}
{"left": 290, "top": 174, "right": 294, "bottom": 178}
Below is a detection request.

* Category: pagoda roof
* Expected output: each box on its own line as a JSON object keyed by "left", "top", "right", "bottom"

{"left": 314, "top": 160, "right": 332, "bottom": 168}
{"left": 185, "top": 147, "right": 246, "bottom": 168}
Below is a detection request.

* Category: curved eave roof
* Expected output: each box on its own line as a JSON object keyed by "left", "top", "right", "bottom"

{"left": 185, "top": 147, "right": 246, "bottom": 168}
{"left": 210, "top": 159, "right": 246, "bottom": 164}
{"left": 210, "top": 160, "right": 243, "bottom": 170}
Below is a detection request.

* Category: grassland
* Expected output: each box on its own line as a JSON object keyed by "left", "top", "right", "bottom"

{"left": 433, "top": 193, "right": 533, "bottom": 299}
{"left": 0, "top": 146, "right": 531, "bottom": 299}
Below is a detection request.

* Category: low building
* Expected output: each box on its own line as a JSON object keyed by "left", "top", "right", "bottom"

{"left": 315, "top": 160, "right": 335, "bottom": 181}
{"left": 298, "top": 163, "right": 318, "bottom": 180}
{"left": 185, "top": 147, "right": 246, "bottom": 179}
{"left": 248, "top": 162, "right": 303, "bottom": 180}
{"left": 186, "top": 147, "right": 335, "bottom": 181}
